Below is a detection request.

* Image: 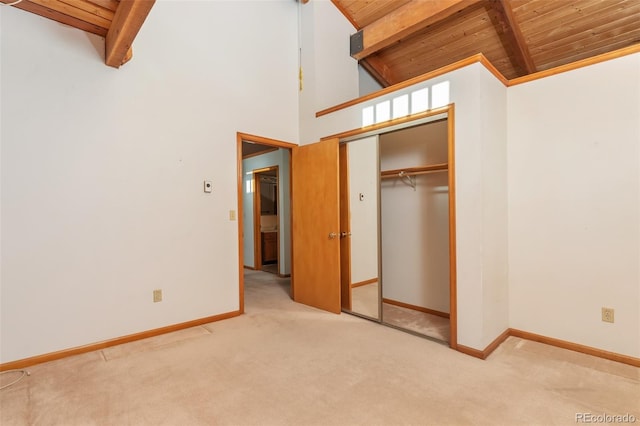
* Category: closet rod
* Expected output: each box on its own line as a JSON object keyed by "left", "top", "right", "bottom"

{"left": 380, "top": 163, "right": 448, "bottom": 179}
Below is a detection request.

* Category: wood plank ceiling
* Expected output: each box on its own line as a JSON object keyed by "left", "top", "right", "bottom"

{"left": 1, "top": 0, "right": 155, "bottom": 68}
{"left": 3, "top": 0, "right": 639, "bottom": 82}
{"left": 335, "top": 0, "right": 640, "bottom": 85}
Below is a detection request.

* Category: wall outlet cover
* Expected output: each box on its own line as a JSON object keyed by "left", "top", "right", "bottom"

{"left": 601, "top": 307, "right": 614, "bottom": 323}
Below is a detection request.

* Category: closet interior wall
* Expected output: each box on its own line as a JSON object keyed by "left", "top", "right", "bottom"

{"left": 379, "top": 120, "right": 451, "bottom": 335}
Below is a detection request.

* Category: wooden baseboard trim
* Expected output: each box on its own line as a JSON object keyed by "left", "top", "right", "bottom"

{"left": 483, "top": 329, "right": 511, "bottom": 357}
{"left": 509, "top": 328, "right": 640, "bottom": 367}
{"left": 382, "top": 298, "right": 450, "bottom": 319}
{"left": 351, "top": 278, "right": 378, "bottom": 288}
{"left": 456, "top": 328, "right": 511, "bottom": 360}
{"left": 456, "top": 344, "right": 485, "bottom": 359}
{"left": 455, "top": 328, "right": 640, "bottom": 367}
{"left": 278, "top": 273, "right": 291, "bottom": 278}
{"left": 0, "top": 310, "right": 242, "bottom": 371}
{"left": 243, "top": 266, "right": 256, "bottom": 270}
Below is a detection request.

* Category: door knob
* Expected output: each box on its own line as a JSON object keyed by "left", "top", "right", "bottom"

{"left": 328, "top": 232, "right": 338, "bottom": 239}
{"left": 340, "top": 232, "right": 351, "bottom": 238}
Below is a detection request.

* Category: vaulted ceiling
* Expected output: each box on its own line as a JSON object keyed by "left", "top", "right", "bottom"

{"left": 334, "top": 0, "right": 640, "bottom": 85}
{"left": 3, "top": 0, "right": 640, "bottom": 85}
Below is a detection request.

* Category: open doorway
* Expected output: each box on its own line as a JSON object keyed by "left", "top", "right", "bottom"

{"left": 236, "top": 133, "right": 296, "bottom": 314}
{"left": 254, "top": 167, "right": 279, "bottom": 274}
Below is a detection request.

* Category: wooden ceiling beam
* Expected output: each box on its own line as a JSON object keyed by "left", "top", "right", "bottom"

{"left": 350, "top": 0, "right": 482, "bottom": 61}
{"left": 59, "top": 0, "right": 116, "bottom": 22}
{"left": 4, "top": 0, "right": 108, "bottom": 36}
{"left": 495, "top": 0, "right": 536, "bottom": 74}
{"left": 17, "top": 0, "right": 111, "bottom": 28}
{"left": 359, "top": 55, "right": 396, "bottom": 88}
{"left": 105, "top": 0, "right": 155, "bottom": 68}
{"left": 85, "top": 0, "right": 119, "bottom": 12}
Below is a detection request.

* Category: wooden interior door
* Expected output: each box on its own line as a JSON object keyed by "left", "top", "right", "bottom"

{"left": 291, "top": 138, "right": 341, "bottom": 314}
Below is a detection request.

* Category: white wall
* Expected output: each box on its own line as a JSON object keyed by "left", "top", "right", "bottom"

{"left": 347, "top": 136, "right": 378, "bottom": 284}
{"left": 0, "top": 1, "right": 299, "bottom": 363}
{"left": 0, "top": 13, "right": 3, "bottom": 352}
{"left": 299, "top": 0, "right": 360, "bottom": 144}
{"left": 508, "top": 54, "right": 640, "bottom": 357}
{"left": 379, "top": 121, "right": 450, "bottom": 313}
{"left": 242, "top": 149, "right": 291, "bottom": 275}
{"left": 359, "top": 65, "right": 383, "bottom": 97}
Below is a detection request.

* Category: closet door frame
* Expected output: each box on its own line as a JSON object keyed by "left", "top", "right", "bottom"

{"left": 323, "top": 105, "right": 458, "bottom": 350}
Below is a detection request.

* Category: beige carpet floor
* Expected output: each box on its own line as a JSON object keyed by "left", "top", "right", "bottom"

{"left": 382, "top": 303, "right": 450, "bottom": 343}
{"left": 1, "top": 269, "right": 638, "bottom": 426}
{"left": 350, "top": 282, "right": 450, "bottom": 342}
{"left": 350, "top": 282, "right": 379, "bottom": 319}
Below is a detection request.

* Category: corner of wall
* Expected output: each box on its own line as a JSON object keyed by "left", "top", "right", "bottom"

{"left": 479, "top": 67, "right": 509, "bottom": 348}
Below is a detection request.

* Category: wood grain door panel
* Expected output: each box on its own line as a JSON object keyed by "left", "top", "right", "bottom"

{"left": 291, "top": 139, "right": 341, "bottom": 314}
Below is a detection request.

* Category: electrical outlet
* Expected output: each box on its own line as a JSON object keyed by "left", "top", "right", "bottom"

{"left": 153, "top": 289, "right": 163, "bottom": 303}
{"left": 601, "top": 307, "right": 614, "bottom": 323}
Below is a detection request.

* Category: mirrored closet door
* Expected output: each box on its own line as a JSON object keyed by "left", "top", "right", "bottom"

{"left": 340, "top": 136, "right": 380, "bottom": 320}
{"left": 341, "top": 117, "right": 452, "bottom": 344}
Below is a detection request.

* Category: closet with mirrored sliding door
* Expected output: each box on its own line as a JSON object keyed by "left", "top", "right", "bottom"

{"left": 341, "top": 116, "right": 452, "bottom": 345}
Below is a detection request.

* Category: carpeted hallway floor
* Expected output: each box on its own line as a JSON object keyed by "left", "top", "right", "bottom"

{"left": 1, "top": 269, "right": 638, "bottom": 425}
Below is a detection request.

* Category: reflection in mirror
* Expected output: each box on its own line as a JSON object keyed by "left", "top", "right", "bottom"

{"left": 343, "top": 136, "right": 380, "bottom": 320}
{"left": 379, "top": 119, "right": 450, "bottom": 342}
{"left": 259, "top": 173, "right": 278, "bottom": 215}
